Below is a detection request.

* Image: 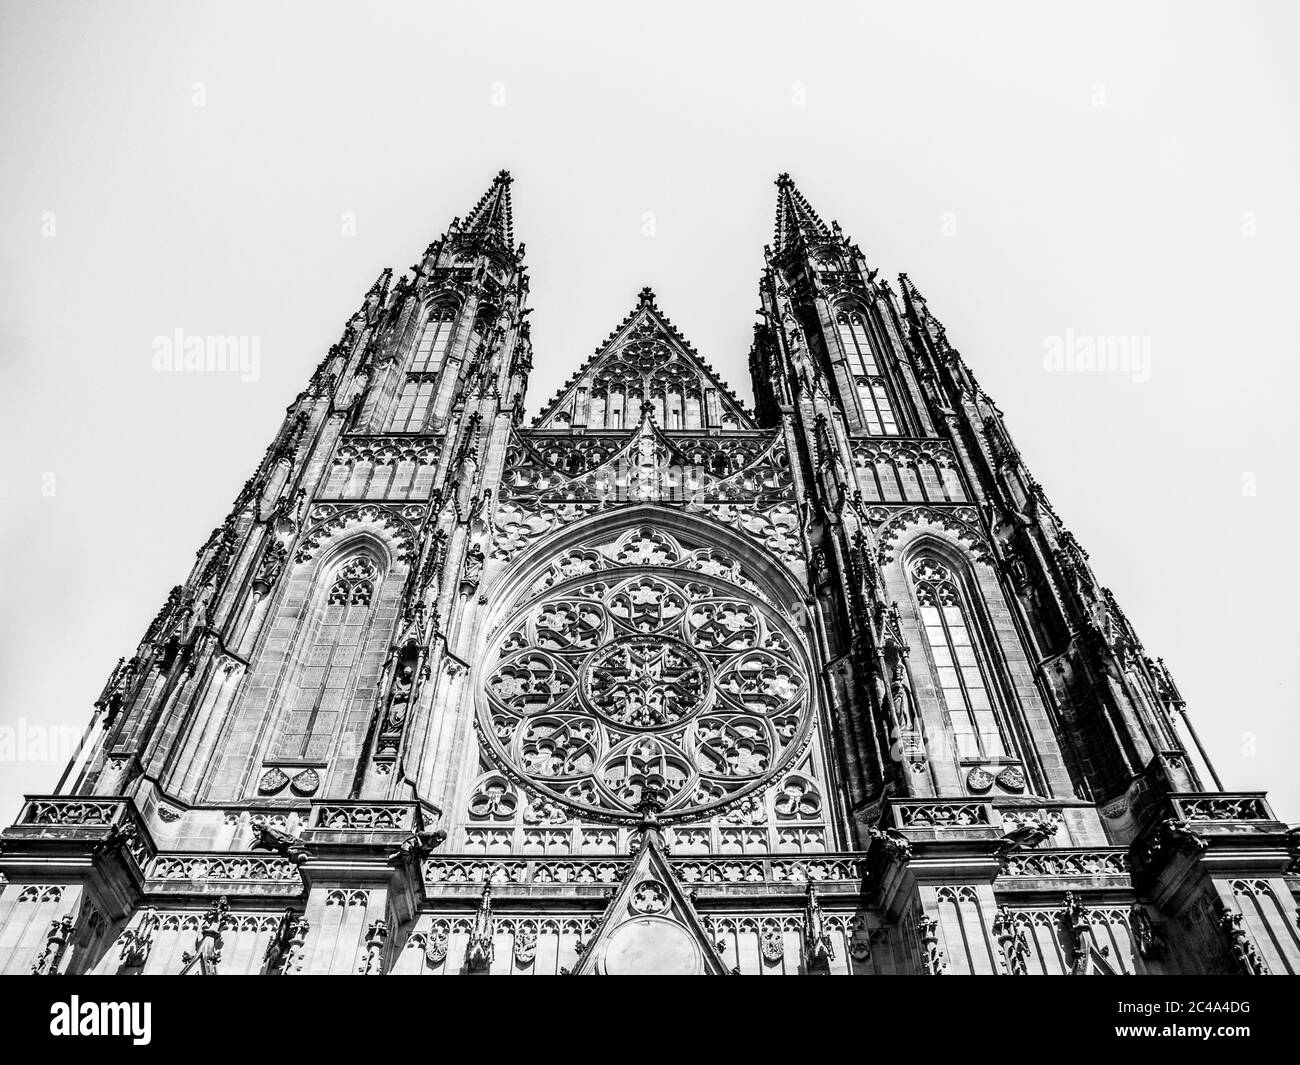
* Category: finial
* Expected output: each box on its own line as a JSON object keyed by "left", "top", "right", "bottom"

{"left": 365, "top": 267, "right": 392, "bottom": 299}
{"left": 637, "top": 285, "right": 656, "bottom": 308}
{"left": 772, "top": 173, "right": 830, "bottom": 251}
{"left": 635, "top": 774, "right": 668, "bottom": 828}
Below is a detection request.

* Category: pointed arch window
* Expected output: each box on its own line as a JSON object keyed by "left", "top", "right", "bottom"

{"left": 389, "top": 305, "right": 457, "bottom": 431}
{"left": 838, "top": 311, "right": 899, "bottom": 436}
{"left": 411, "top": 305, "right": 457, "bottom": 372}
{"left": 271, "top": 555, "right": 380, "bottom": 761}
{"left": 837, "top": 311, "right": 880, "bottom": 376}
{"left": 911, "top": 557, "right": 1006, "bottom": 759}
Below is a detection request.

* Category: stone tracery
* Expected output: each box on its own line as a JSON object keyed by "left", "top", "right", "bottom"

{"left": 479, "top": 530, "right": 812, "bottom": 822}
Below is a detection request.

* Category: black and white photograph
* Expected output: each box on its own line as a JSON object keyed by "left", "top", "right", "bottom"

{"left": 0, "top": 0, "right": 1295, "bottom": 1042}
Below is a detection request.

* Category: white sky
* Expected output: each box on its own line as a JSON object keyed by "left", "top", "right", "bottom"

{"left": 1, "top": 0, "right": 1297, "bottom": 825}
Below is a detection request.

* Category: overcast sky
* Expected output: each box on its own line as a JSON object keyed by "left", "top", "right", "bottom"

{"left": 1, "top": 0, "right": 1297, "bottom": 825}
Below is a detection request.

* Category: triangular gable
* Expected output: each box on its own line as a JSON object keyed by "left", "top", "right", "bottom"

{"left": 570, "top": 827, "right": 731, "bottom": 975}
{"left": 534, "top": 288, "right": 756, "bottom": 431}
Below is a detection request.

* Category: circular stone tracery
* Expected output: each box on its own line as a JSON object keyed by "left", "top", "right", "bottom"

{"left": 479, "top": 568, "right": 810, "bottom": 822}
{"left": 585, "top": 636, "right": 707, "bottom": 728}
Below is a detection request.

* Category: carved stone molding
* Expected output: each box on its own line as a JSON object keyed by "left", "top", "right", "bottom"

{"left": 998, "top": 849, "right": 1128, "bottom": 879}
{"left": 423, "top": 853, "right": 864, "bottom": 888}
{"left": 149, "top": 854, "right": 303, "bottom": 884}
{"left": 294, "top": 502, "right": 427, "bottom": 564}
{"left": 869, "top": 505, "right": 990, "bottom": 564}
{"left": 891, "top": 800, "right": 993, "bottom": 829}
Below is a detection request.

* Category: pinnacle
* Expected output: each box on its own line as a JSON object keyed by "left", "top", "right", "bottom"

{"left": 459, "top": 170, "right": 516, "bottom": 247}
{"left": 773, "top": 172, "right": 831, "bottom": 252}
{"left": 365, "top": 267, "right": 392, "bottom": 300}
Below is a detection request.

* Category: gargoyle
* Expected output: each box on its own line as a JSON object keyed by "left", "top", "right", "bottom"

{"left": 866, "top": 825, "right": 913, "bottom": 862}
{"left": 250, "top": 820, "right": 313, "bottom": 866}
{"left": 387, "top": 828, "right": 447, "bottom": 863}
{"left": 996, "top": 815, "right": 1057, "bottom": 855}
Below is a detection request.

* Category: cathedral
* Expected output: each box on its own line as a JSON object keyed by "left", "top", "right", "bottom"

{"left": 3, "top": 172, "right": 1296, "bottom": 976}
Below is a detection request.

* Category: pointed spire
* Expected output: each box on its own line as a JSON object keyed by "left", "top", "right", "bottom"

{"left": 773, "top": 173, "right": 831, "bottom": 253}
{"left": 459, "top": 169, "right": 515, "bottom": 247}
{"left": 465, "top": 884, "right": 495, "bottom": 972}
{"left": 361, "top": 267, "right": 392, "bottom": 318}
{"left": 365, "top": 267, "right": 392, "bottom": 302}
{"left": 898, "top": 272, "right": 926, "bottom": 308}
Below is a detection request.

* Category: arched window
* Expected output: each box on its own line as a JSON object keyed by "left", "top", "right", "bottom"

{"left": 411, "top": 305, "right": 456, "bottom": 372}
{"left": 271, "top": 555, "right": 379, "bottom": 761}
{"left": 911, "top": 556, "right": 1006, "bottom": 759}
{"left": 837, "top": 311, "right": 880, "bottom": 376}
{"left": 390, "top": 306, "right": 456, "bottom": 431}
{"left": 838, "top": 311, "right": 899, "bottom": 436}
{"left": 478, "top": 528, "right": 815, "bottom": 822}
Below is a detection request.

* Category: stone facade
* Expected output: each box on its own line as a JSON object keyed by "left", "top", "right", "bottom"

{"left": 3, "top": 172, "right": 1296, "bottom": 975}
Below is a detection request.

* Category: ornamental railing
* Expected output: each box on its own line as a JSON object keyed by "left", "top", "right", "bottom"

{"left": 147, "top": 853, "right": 304, "bottom": 885}
{"left": 11, "top": 795, "right": 153, "bottom": 869}
{"left": 423, "top": 853, "right": 865, "bottom": 888}
{"left": 1168, "top": 793, "right": 1275, "bottom": 824}
{"left": 998, "top": 848, "right": 1129, "bottom": 879}
{"left": 888, "top": 800, "right": 995, "bottom": 829}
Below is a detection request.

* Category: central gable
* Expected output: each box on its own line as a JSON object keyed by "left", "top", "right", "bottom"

{"left": 534, "top": 287, "right": 756, "bottom": 431}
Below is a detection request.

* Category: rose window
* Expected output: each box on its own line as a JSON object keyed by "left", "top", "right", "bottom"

{"left": 480, "top": 570, "right": 810, "bottom": 821}
{"left": 585, "top": 636, "right": 706, "bottom": 728}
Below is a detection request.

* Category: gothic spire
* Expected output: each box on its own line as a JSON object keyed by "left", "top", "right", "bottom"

{"left": 772, "top": 172, "right": 831, "bottom": 253}
{"left": 365, "top": 267, "right": 392, "bottom": 303}
{"left": 458, "top": 169, "right": 515, "bottom": 248}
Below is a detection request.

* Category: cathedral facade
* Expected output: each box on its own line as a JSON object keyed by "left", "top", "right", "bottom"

{"left": 3, "top": 173, "right": 1296, "bottom": 976}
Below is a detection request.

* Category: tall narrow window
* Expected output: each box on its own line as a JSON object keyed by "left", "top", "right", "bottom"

{"left": 858, "top": 379, "right": 899, "bottom": 436}
{"left": 389, "top": 377, "right": 437, "bottom": 432}
{"left": 272, "top": 556, "right": 378, "bottom": 761}
{"left": 839, "top": 311, "right": 899, "bottom": 435}
{"left": 411, "top": 307, "right": 456, "bottom": 372}
{"left": 837, "top": 311, "right": 880, "bottom": 375}
{"left": 388, "top": 306, "right": 457, "bottom": 432}
{"left": 911, "top": 557, "right": 1006, "bottom": 759}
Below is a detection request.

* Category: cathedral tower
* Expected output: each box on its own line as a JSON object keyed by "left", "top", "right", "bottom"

{"left": 2, "top": 174, "right": 1295, "bottom": 976}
